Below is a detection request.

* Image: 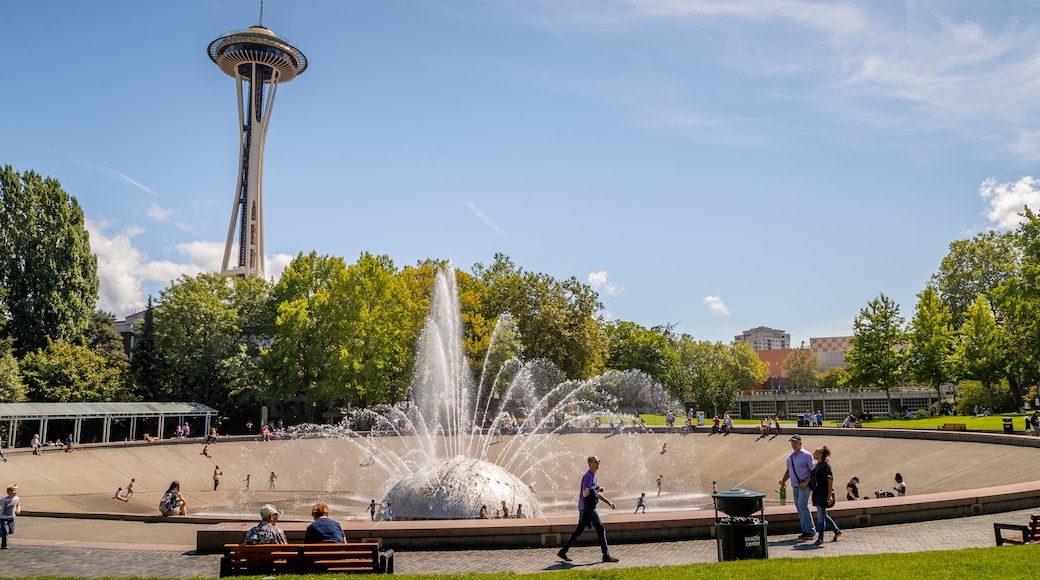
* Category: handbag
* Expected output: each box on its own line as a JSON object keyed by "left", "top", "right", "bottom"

{"left": 827, "top": 490, "right": 836, "bottom": 508}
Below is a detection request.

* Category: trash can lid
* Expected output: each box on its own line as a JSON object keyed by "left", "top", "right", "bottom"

{"left": 1003, "top": 417, "right": 1013, "bottom": 422}
{"left": 712, "top": 488, "right": 766, "bottom": 500}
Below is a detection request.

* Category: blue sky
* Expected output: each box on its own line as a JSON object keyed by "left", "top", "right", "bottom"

{"left": 4, "top": 1, "right": 1040, "bottom": 345}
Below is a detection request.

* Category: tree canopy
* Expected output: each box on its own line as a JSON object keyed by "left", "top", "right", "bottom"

{"left": 0, "top": 166, "right": 98, "bottom": 357}
{"left": 845, "top": 293, "right": 905, "bottom": 409}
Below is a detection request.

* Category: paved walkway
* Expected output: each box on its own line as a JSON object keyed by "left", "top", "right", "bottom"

{"left": 0, "top": 507, "right": 1029, "bottom": 577}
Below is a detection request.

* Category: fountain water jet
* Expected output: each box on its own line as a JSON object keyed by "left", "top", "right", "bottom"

{"left": 287, "top": 264, "right": 675, "bottom": 520}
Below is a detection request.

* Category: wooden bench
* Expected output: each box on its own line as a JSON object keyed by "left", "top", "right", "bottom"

{"left": 220, "top": 543, "right": 394, "bottom": 576}
{"left": 938, "top": 423, "right": 966, "bottom": 431}
{"left": 994, "top": 514, "right": 1040, "bottom": 546}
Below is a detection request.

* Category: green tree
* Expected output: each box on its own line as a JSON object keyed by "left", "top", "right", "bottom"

{"left": 331, "top": 252, "right": 422, "bottom": 407}
{"left": 953, "top": 295, "right": 1007, "bottom": 410}
{"left": 845, "top": 293, "right": 906, "bottom": 411}
{"left": 130, "top": 297, "right": 163, "bottom": 400}
{"left": 152, "top": 273, "right": 265, "bottom": 408}
{"left": 262, "top": 252, "right": 348, "bottom": 408}
{"left": 687, "top": 341, "right": 767, "bottom": 415}
{"left": 906, "top": 286, "right": 955, "bottom": 398}
{"left": 931, "top": 230, "right": 1019, "bottom": 328}
{"left": 0, "top": 166, "right": 98, "bottom": 356}
{"left": 605, "top": 320, "right": 684, "bottom": 398}
{"left": 820, "top": 366, "right": 848, "bottom": 390}
{"left": 471, "top": 254, "right": 607, "bottom": 380}
{"left": 954, "top": 380, "right": 1015, "bottom": 415}
{"left": 0, "top": 338, "right": 25, "bottom": 402}
{"left": 782, "top": 347, "right": 819, "bottom": 389}
{"left": 86, "top": 310, "right": 126, "bottom": 360}
{"left": 993, "top": 208, "right": 1040, "bottom": 403}
{"left": 21, "top": 340, "right": 134, "bottom": 402}
{"left": 264, "top": 252, "right": 424, "bottom": 414}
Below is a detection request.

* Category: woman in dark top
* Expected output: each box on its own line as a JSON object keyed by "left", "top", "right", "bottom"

{"left": 304, "top": 502, "right": 345, "bottom": 543}
{"left": 846, "top": 476, "right": 862, "bottom": 501}
{"left": 810, "top": 447, "right": 843, "bottom": 545}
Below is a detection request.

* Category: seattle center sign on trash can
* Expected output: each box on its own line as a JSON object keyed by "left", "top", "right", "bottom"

{"left": 713, "top": 488, "right": 768, "bottom": 561}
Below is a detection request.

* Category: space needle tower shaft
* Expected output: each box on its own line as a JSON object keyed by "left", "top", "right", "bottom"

{"left": 208, "top": 25, "right": 307, "bottom": 279}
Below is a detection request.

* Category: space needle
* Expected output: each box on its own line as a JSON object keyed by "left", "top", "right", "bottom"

{"left": 208, "top": 18, "right": 307, "bottom": 279}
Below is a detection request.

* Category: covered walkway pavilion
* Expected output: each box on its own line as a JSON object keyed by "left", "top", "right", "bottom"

{"left": 0, "top": 402, "right": 218, "bottom": 448}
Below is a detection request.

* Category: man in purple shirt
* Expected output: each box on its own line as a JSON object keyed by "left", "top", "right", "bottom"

{"left": 779, "top": 434, "right": 817, "bottom": 539}
{"left": 557, "top": 455, "right": 619, "bottom": 563}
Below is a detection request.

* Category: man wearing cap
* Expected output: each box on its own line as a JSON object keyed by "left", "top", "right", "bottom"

{"left": 243, "top": 504, "right": 287, "bottom": 545}
{"left": 779, "top": 434, "right": 817, "bottom": 539}
{"left": 557, "top": 455, "right": 619, "bottom": 563}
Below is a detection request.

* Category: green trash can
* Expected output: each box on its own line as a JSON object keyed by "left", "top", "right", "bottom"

{"left": 1003, "top": 417, "right": 1014, "bottom": 433}
{"left": 713, "top": 488, "right": 768, "bottom": 561}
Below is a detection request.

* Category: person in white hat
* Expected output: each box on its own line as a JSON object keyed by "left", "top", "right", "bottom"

{"left": 243, "top": 504, "right": 287, "bottom": 545}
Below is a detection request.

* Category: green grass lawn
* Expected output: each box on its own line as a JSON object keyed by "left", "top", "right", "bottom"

{"left": 588, "top": 412, "right": 1033, "bottom": 432}
{"left": 159, "top": 545, "right": 1040, "bottom": 580}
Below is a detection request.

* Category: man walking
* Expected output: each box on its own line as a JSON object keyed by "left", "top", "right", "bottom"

{"left": 557, "top": 455, "right": 619, "bottom": 563}
{"left": 779, "top": 434, "right": 816, "bottom": 539}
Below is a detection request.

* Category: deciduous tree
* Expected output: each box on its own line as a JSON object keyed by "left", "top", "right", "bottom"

{"left": 931, "top": 230, "right": 1019, "bottom": 328}
{"left": 782, "top": 348, "right": 819, "bottom": 390}
{"left": 152, "top": 273, "right": 265, "bottom": 408}
{"left": 906, "top": 286, "right": 954, "bottom": 398}
{"left": 953, "top": 295, "right": 1007, "bottom": 410}
{"left": 845, "top": 293, "right": 906, "bottom": 411}
{"left": 0, "top": 338, "right": 24, "bottom": 403}
{"left": 605, "top": 320, "right": 684, "bottom": 397}
{"left": 0, "top": 166, "right": 98, "bottom": 356}
{"left": 686, "top": 341, "right": 767, "bottom": 415}
{"left": 21, "top": 340, "right": 134, "bottom": 402}
{"left": 471, "top": 254, "right": 607, "bottom": 380}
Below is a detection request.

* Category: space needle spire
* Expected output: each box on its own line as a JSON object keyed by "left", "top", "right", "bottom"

{"left": 208, "top": 19, "right": 307, "bottom": 279}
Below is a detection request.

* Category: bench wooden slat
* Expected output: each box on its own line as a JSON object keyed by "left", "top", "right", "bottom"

{"left": 994, "top": 513, "right": 1040, "bottom": 546}
{"left": 938, "top": 423, "right": 966, "bottom": 431}
{"left": 220, "top": 542, "right": 392, "bottom": 576}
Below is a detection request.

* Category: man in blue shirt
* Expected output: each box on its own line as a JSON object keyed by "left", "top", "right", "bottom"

{"left": 557, "top": 455, "right": 619, "bottom": 563}
{"left": 779, "top": 434, "right": 817, "bottom": 539}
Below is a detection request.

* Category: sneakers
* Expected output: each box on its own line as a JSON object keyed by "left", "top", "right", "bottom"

{"left": 813, "top": 538, "right": 824, "bottom": 546}
{"left": 557, "top": 550, "right": 572, "bottom": 562}
{"left": 602, "top": 555, "right": 620, "bottom": 563}
{"left": 833, "top": 532, "right": 844, "bottom": 542}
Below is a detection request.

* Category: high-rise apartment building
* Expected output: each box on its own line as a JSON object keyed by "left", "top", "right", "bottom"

{"left": 734, "top": 326, "right": 791, "bottom": 352}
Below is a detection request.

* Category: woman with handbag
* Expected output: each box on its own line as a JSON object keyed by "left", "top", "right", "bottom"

{"left": 810, "top": 446, "right": 844, "bottom": 545}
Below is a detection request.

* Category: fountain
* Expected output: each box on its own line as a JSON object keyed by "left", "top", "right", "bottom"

{"left": 289, "top": 264, "right": 675, "bottom": 520}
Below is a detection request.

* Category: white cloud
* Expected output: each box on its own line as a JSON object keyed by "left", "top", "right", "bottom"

{"left": 87, "top": 219, "right": 205, "bottom": 316}
{"left": 267, "top": 253, "right": 295, "bottom": 281}
{"left": 466, "top": 201, "right": 505, "bottom": 234}
{"left": 588, "top": 270, "right": 623, "bottom": 296}
{"left": 505, "top": 1, "right": 1040, "bottom": 159}
{"left": 147, "top": 202, "right": 175, "bottom": 222}
{"left": 87, "top": 220, "right": 291, "bottom": 316}
{"left": 704, "top": 295, "right": 730, "bottom": 316}
{"left": 980, "top": 176, "right": 1040, "bottom": 229}
{"left": 171, "top": 240, "right": 224, "bottom": 272}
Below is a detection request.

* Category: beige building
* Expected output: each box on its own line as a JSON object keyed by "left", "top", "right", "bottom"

{"left": 734, "top": 326, "right": 790, "bottom": 353}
